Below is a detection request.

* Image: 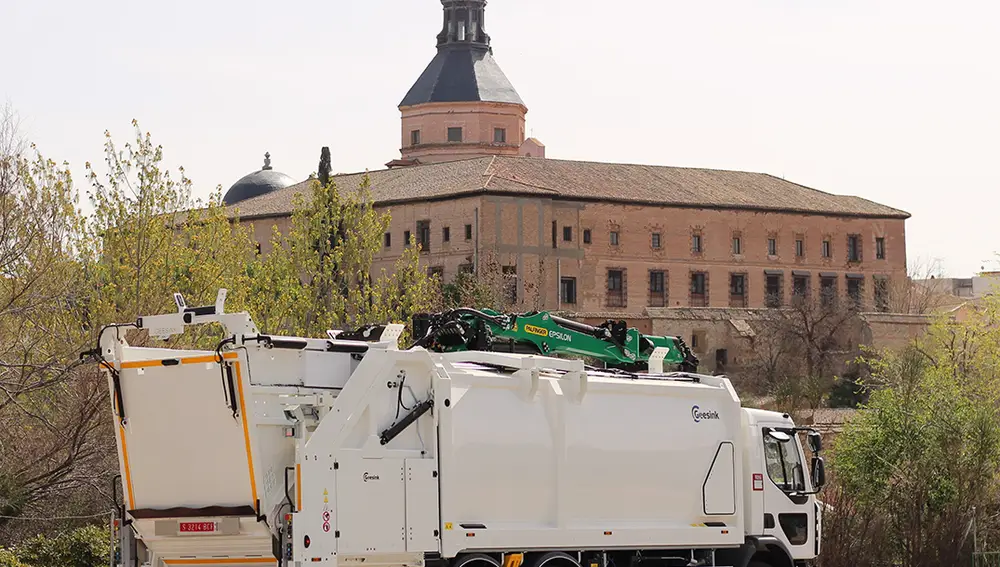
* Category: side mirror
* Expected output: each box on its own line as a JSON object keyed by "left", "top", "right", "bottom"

{"left": 808, "top": 431, "right": 822, "bottom": 453}
{"left": 811, "top": 456, "right": 826, "bottom": 489}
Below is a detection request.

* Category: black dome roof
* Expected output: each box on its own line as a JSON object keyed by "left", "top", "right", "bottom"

{"left": 224, "top": 153, "right": 297, "bottom": 206}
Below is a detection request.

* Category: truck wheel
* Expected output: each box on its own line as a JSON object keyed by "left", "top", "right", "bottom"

{"left": 748, "top": 562, "right": 772, "bottom": 567}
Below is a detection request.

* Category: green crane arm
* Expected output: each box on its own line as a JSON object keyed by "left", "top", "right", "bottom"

{"left": 409, "top": 308, "right": 699, "bottom": 373}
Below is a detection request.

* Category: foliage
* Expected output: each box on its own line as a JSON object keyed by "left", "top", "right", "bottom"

{"left": 11, "top": 525, "right": 111, "bottom": 567}
{"left": 80, "top": 120, "right": 258, "bottom": 350}
{"left": 823, "top": 293, "right": 1000, "bottom": 567}
{"left": 0, "top": 105, "right": 109, "bottom": 529}
{"left": 245, "top": 175, "right": 435, "bottom": 342}
{"left": 0, "top": 549, "right": 25, "bottom": 567}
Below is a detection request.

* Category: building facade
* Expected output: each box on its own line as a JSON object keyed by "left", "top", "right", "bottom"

{"left": 223, "top": 0, "right": 910, "bottom": 322}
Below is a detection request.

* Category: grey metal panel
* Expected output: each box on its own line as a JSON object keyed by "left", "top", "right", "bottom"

{"left": 153, "top": 520, "right": 177, "bottom": 536}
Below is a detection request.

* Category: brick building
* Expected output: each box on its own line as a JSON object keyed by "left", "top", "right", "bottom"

{"left": 223, "top": 0, "right": 910, "bottom": 321}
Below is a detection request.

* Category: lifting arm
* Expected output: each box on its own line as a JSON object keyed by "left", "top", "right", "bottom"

{"left": 409, "top": 308, "right": 698, "bottom": 373}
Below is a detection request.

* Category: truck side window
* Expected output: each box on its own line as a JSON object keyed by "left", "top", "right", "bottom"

{"left": 763, "top": 430, "right": 806, "bottom": 492}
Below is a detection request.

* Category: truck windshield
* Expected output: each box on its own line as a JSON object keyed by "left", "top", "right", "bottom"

{"left": 763, "top": 429, "right": 806, "bottom": 493}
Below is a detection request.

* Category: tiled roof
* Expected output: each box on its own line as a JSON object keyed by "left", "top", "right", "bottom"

{"left": 225, "top": 155, "right": 910, "bottom": 220}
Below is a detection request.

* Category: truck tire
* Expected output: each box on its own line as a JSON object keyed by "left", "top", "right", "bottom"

{"left": 748, "top": 562, "right": 772, "bottom": 567}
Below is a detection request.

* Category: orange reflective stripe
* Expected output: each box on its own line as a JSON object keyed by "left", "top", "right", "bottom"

{"left": 234, "top": 361, "right": 258, "bottom": 505}
{"left": 296, "top": 464, "right": 302, "bottom": 511}
{"left": 119, "top": 423, "right": 136, "bottom": 508}
{"left": 120, "top": 353, "right": 238, "bottom": 369}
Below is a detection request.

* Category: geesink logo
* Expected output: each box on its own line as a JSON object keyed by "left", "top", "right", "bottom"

{"left": 692, "top": 405, "right": 720, "bottom": 423}
{"left": 363, "top": 472, "right": 380, "bottom": 482}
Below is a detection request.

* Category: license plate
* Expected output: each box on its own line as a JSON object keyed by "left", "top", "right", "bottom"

{"left": 179, "top": 522, "right": 217, "bottom": 533}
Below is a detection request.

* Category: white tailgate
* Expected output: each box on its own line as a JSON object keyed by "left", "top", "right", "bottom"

{"left": 116, "top": 358, "right": 255, "bottom": 511}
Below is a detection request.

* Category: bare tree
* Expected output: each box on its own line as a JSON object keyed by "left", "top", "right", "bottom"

{"left": 890, "top": 255, "right": 952, "bottom": 314}
{"left": 436, "top": 249, "right": 542, "bottom": 313}
{"left": 743, "top": 294, "right": 864, "bottom": 411}
{"left": 0, "top": 104, "right": 115, "bottom": 534}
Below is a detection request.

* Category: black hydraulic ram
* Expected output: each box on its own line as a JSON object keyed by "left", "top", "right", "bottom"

{"left": 379, "top": 399, "right": 434, "bottom": 446}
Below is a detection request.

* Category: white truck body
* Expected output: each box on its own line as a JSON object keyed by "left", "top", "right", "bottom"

{"left": 98, "top": 295, "right": 823, "bottom": 567}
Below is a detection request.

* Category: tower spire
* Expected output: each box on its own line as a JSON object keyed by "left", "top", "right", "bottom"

{"left": 436, "top": 0, "right": 490, "bottom": 52}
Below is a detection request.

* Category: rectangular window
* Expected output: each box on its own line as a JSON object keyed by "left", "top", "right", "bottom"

{"left": 494, "top": 128, "right": 506, "bottom": 144}
{"left": 443, "top": 226, "right": 450, "bottom": 242}
{"left": 820, "top": 276, "right": 837, "bottom": 306}
{"left": 447, "top": 127, "right": 463, "bottom": 142}
{"left": 822, "top": 240, "right": 831, "bottom": 258}
{"left": 690, "top": 272, "right": 708, "bottom": 307}
{"left": 795, "top": 239, "right": 804, "bottom": 258}
{"left": 649, "top": 270, "right": 666, "bottom": 307}
{"left": 427, "top": 266, "right": 444, "bottom": 279}
{"left": 410, "top": 130, "right": 421, "bottom": 146}
{"left": 651, "top": 233, "right": 661, "bottom": 249}
{"left": 607, "top": 269, "right": 626, "bottom": 308}
{"left": 552, "top": 221, "right": 557, "bottom": 249}
{"left": 563, "top": 226, "right": 572, "bottom": 241}
{"left": 384, "top": 232, "right": 391, "bottom": 248}
{"left": 610, "top": 231, "right": 620, "bottom": 246}
{"left": 730, "top": 273, "right": 746, "bottom": 308}
{"left": 874, "top": 277, "right": 889, "bottom": 312}
{"left": 464, "top": 224, "right": 473, "bottom": 240}
{"left": 847, "top": 276, "right": 863, "bottom": 308}
{"left": 416, "top": 220, "right": 431, "bottom": 252}
{"left": 732, "top": 236, "right": 742, "bottom": 255}
{"left": 765, "top": 273, "right": 783, "bottom": 307}
{"left": 583, "top": 229, "right": 592, "bottom": 244}
{"left": 458, "top": 263, "right": 474, "bottom": 274}
{"left": 793, "top": 274, "right": 810, "bottom": 300}
{"left": 404, "top": 230, "right": 411, "bottom": 246}
{"left": 848, "top": 234, "right": 861, "bottom": 262}
{"left": 560, "top": 277, "right": 577, "bottom": 305}
{"left": 692, "top": 234, "right": 703, "bottom": 253}
{"left": 768, "top": 238, "right": 777, "bottom": 256}
{"left": 876, "top": 237, "right": 886, "bottom": 260}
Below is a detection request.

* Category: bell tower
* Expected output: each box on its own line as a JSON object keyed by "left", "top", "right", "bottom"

{"left": 389, "top": 0, "right": 534, "bottom": 167}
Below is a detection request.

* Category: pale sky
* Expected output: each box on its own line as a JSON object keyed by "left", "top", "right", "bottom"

{"left": 2, "top": 0, "right": 997, "bottom": 277}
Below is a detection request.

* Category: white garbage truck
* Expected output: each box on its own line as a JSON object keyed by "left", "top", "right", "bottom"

{"left": 92, "top": 292, "right": 825, "bottom": 567}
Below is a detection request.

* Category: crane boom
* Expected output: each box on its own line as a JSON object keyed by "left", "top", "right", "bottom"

{"left": 410, "top": 308, "right": 699, "bottom": 372}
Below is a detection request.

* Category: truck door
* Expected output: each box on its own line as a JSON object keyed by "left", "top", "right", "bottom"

{"left": 760, "top": 427, "right": 816, "bottom": 558}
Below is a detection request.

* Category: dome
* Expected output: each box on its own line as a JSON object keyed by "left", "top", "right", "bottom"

{"left": 223, "top": 153, "right": 297, "bottom": 206}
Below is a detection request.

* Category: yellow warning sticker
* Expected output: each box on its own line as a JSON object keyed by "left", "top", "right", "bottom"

{"left": 444, "top": 522, "right": 453, "bottom": 530}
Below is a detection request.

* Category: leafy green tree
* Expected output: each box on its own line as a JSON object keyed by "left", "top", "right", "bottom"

{"left": 0, "top": 548, "right": 26, "bottom": 567}
{"left": 246, "top": 175, "right": 435, "bottom": 341}
{"left": 80, "top": 120, "right": 258, "bottom": 349}
{"left": 14, "top": 525, "right": 111, "bottom": 567}
{"left": 823, "top": 294, "right": 1000, "bottom": 567}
